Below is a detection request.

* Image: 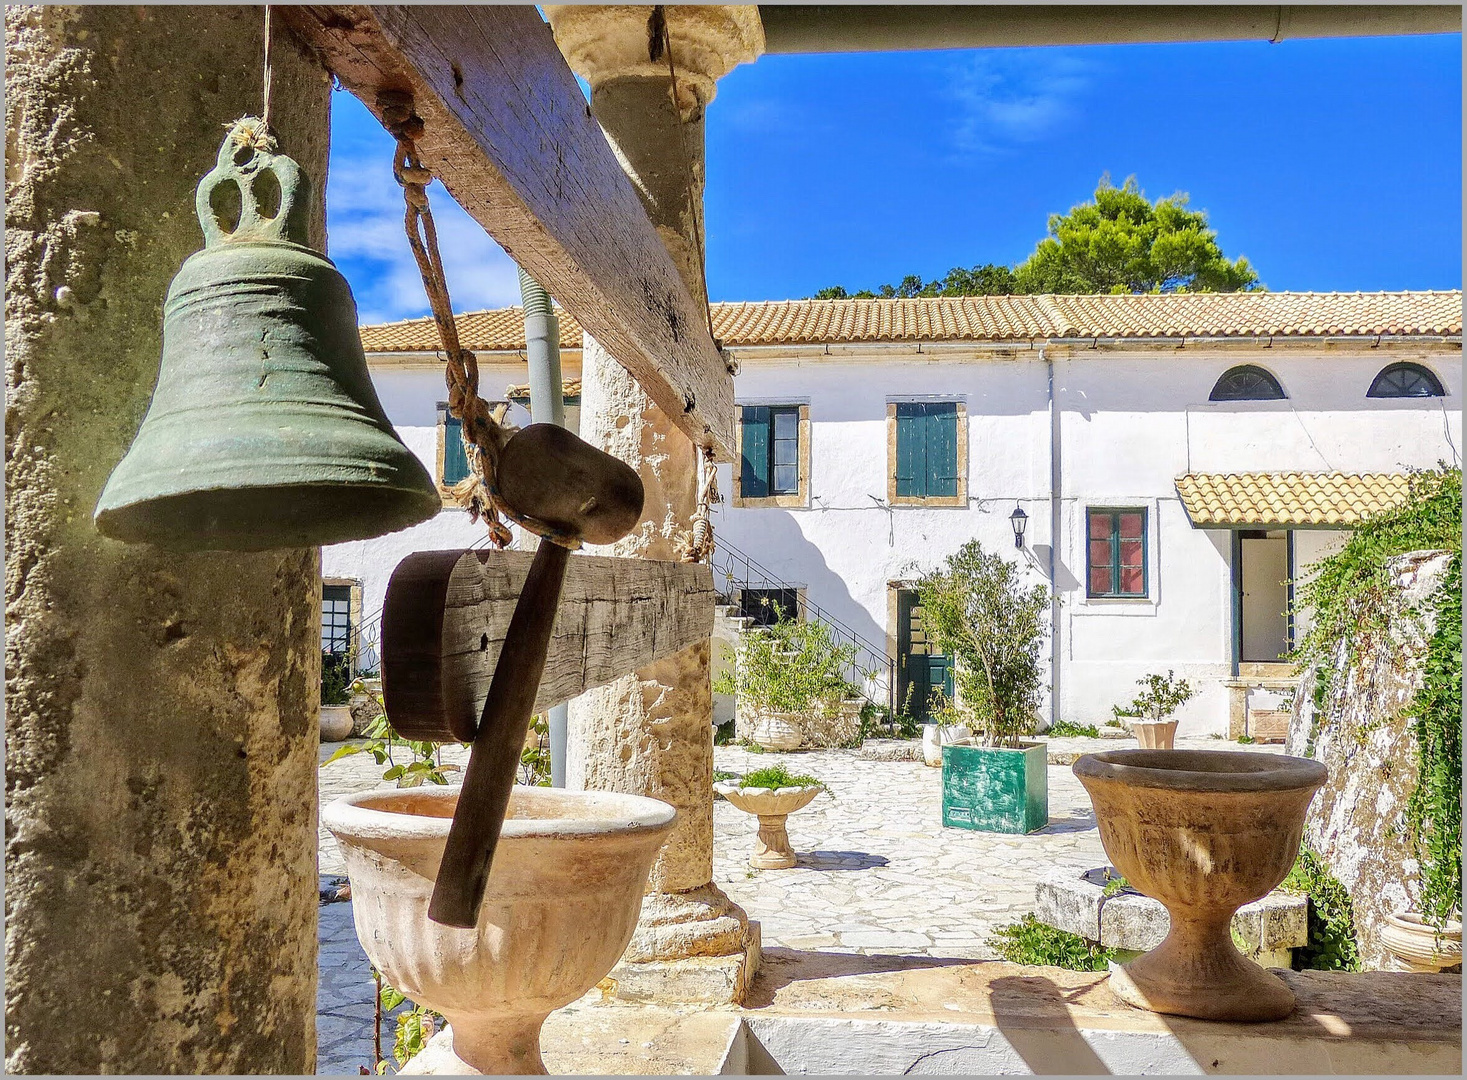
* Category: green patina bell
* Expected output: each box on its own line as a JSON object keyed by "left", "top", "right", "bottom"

{"left": 94, "top": 120, "right": 441, "bottom": 551}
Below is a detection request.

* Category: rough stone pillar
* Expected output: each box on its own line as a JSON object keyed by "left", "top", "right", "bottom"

{"left": 546, "top": 4, "right": 764, "bottom": 1003}
{"left": 5, "top": 7, "right": 329, "bottom": 1073}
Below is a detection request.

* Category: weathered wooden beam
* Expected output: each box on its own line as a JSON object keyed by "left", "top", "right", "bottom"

{"left": 280, "top": 5, "right": 735, "bottom": 458}
{"left": 381, "top": 547, "right": 715, "bottom": 741}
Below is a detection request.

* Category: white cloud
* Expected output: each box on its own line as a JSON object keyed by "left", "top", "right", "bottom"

{"left": 326, "top": 138, "right": 522, "bottom": 326}
{"left": 946, "top": 51, "right": 1096, "bottom": 157}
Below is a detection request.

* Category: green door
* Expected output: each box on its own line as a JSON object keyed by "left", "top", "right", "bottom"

{"left": 897, "top": 589, "right": 953, "bottom": 723}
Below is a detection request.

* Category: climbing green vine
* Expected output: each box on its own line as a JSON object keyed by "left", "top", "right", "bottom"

{"left": 1291, "top": 466, "right": 1461, "bottom": 755}
{"left": 1404, "top": 552, "right": 1462, "bottom": 929}
{"left": 1279, "top": 845, "right": 1361, "bottom": 971}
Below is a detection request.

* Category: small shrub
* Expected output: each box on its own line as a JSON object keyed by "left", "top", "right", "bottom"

{"left": 1115, "top": 670, "right": 1193, "bottom": 723}
{"left": 321, "top": 651, "right": 353, "bottom": 706}
{"left": 1236, "top": 734, "right": 1256, "bottom": 745}
{"left": 739, "top": 763, "right": 823, "bottom": 791}
{"left": 1048, "top": 719, "right": 1101, "bottom": 738}
{"left": 1278, "top": 845, "right": 1361, "bottom": 971}
{"left": 987, "top": 914, "right": 1115, "bottom": 971}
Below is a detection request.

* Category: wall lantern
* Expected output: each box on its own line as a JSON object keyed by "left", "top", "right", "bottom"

{"left": 1010, "top": 506, "right": 1028, "bottom": 549}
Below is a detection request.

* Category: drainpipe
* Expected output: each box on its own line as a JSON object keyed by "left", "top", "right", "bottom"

{"left": 518, "top": 267, "right": 568, "bottom": 786}
{"left": 1046, "top": 346, "right": 1062, "bottom": 731}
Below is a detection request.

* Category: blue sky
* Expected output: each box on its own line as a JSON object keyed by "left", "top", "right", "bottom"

{"left": 326, "top": 32, "right": 1461, "bottom": 324}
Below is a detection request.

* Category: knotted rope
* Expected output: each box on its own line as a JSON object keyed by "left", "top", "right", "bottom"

{"left": 378, "top": 92, "right": 578, "bottom": 550}
{"left": 680, "top": 445, "right": 719, "bottom": 563}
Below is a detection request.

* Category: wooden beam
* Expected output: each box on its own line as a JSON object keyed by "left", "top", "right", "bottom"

{"left": 280, "top": 5, "right": 735, "bottom": 458}
{"left": 381, "top": 548, "right": 715, "bottom": 742}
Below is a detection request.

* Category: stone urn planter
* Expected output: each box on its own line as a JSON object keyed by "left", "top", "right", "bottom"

{"left": 323, "top": 784, "right": 676, "bottom": 1074}
{"left": 1380, "top": 912, "right": 1463, "bottom": 972}
{"left": 746, "top": 709, "right": 804, "bottom": 752}
{"left": 1073, "top": 749, "right": 1327, "bottom": 1022}
{"left": 714, "top": 781, "right": 822, "bottom": 869}
{"left": 1130, "top": 718, "right": 1178, "bottom": 750}
{"left": 319, "top": 704, "right": 354, "bottom": 742}
{"left": 921, "top": 722, "right": 972, "bottom": 767}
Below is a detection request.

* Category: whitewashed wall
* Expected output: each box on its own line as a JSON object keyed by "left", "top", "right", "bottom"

{"left": 327, "top": 344, "right": 1460, "bottom": 734}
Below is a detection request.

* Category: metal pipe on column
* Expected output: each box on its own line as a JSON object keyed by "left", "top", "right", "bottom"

{"left": 518, "top": 266, "right": 569, "bottom": 787}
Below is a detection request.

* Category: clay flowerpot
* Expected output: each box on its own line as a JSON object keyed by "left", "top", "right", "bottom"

{"left": 1130, "top": 719, "right": 1178, "bottom": 750}
{"left": 748, "top": 709, "right": 804, "bottom": 751}
{"left": 319, "top": 704, "right": 354, "bottom": 742}
{"left": 323, "top": 785, "right": 676, "bottom": 1074}
{"left": 714, "top": 781, "right": 822, "bottom": 869}
{"left": 1380, "top": 912, "right": 1463, "bottom": 972}
{"left": 1073, "top": 749, "right": 1327, "bottom": 1022}
{"left": 922, "top": 723, "right": 972, "bottom": 767}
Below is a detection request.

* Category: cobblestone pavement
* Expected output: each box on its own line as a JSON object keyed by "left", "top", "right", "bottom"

{"left": 314, "top": 734, "right": 1278, "bottom": 1071}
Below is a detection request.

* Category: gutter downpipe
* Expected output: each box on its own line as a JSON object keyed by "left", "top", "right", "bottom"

{"left": 518, "top": 267, "right": 569, "bottom": 787}
{"left": 1045, "top": 345, "right": 1062, "bottom": 732}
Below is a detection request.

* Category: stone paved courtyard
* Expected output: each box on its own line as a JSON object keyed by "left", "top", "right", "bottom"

{"left": 314, "top": 735, "right": 1279, "bottom": 1072}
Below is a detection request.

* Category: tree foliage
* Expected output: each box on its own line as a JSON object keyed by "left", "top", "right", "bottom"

{"left": 713, "top": 613, "right": 861, "bottom": 716}
{"left": 812, "top": 174, "right": 1259, "bottom": 298}
{"left": 1113, "top": 670, "right": 1194, "bottom": 723}
{"left": 916, "top": 540, "right": 1048, "bottom": 747}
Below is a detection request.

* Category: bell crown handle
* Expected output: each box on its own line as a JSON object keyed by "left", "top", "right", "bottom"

{"left": 195, "top": 118, "right": 311, "bottom": 248}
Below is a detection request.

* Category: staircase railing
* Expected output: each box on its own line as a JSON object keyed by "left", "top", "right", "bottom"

{"left": 709, "top": 536, "right": 896, "bottom": 718}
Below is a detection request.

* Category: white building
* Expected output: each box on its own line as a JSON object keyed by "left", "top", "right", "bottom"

{"left": 328, "top": 292, "right": 1462, "bottom": 737}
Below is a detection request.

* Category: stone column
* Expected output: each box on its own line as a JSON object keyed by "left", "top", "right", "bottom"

{"left": 545, "top": 4, "right": 764, "bottom": 1004}
{"left": 5, "top": 7, "right": 328, "bottom": 1073}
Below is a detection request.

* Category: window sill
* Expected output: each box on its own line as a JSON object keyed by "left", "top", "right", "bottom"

{"left": 733, "top": 493, "right": 808, "bottom": 509}
{"left": 890, "top": 495, "right": 966, "bottom": 508}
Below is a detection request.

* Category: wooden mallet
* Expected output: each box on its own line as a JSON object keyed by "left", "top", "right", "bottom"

{"left": 426, "top": 424, "right": 643, "bottom": 928}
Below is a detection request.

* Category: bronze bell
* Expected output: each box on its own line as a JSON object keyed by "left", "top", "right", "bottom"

{"left": 94, "top": 120, "right": 442, "bottom": 551}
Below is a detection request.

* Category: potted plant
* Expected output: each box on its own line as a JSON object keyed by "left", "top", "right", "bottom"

{"left": 714, "top": 763, "right": 825, "bottom": 869}
{"left": 920, "top": 690, "right": 972, "bottom": 768}
{"left": 1114, "top": 670, "right": 1193, "bottom": 749}
{"left": 319, "top": 650, "right": 354, "bottom": 742}
{"left": 916, "top": 540, "right": 1051, "bottom": 834}
{"left": 1380, "top": 911, "right": 1463, "bottom": 972}
{"left": 713, "top": 614, "right": 863, "bottom": 750}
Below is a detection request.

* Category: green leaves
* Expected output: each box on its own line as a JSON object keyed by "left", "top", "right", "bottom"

{"left": 318, "top": 681, "right": 466, "bottom": 788}
{"left": 915, "top": 539, "right": 1048, "bottom": 748}
{"left": 987, "top": 914, "right": 1116, "bottom": 971}
{"left": 1279, "top": 845, "right": 1362, "bottom": 971}
{"left": 1117, "top": 670, "right": 1193, "bottom": 722}
{"left": 720, "top": 614, "right": 861, "bottom": 717}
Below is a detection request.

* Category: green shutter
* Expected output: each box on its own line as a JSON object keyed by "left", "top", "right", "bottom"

{"left": 926, "top": 404, "right": 958, "bottom": 497}
{"left": 895, "top": 403, "right": 926, "bottom": 497}
{"left": 740, "top": 406, "right": 770, "bottom": 497}
{"left": 442, "top": 414, "right": 470, "bottom": 485}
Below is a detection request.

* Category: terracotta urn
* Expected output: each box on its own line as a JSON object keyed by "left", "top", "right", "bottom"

{"left": 714, "top": 781, "right": 822, "bottom": 869}
{"left": 323, "top": 785, "right": 676, "bottom": 1074}
{"left": 748, "top": 708, "right": 804, "bottom": 751}
{"left": 1129, "top": 718, "right": 1178, "bottom": 750}
{"left": 1380, "top": 912, "right": 1463, "bottom": 972}
{"left": 319, "top": 704, "right": 354, "bottom": 742}
{"left": 1073, "top": 749, "right": 1327, "bottom": 1022}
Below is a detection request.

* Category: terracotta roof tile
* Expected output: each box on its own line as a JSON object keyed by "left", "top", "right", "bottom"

{"left": 1175, "top": 471, "right": 1415, "bottom": 527}
{"left": 358, "top": 292, "right": 1463, "bottom": 355}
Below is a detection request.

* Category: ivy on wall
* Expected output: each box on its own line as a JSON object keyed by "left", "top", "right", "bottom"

{"left": 1404, "top": 552, "right": 1463, "bottom": 929}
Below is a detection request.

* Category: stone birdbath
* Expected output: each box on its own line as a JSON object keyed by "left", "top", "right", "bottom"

{"left": 715, "top": 771, "right": 824, "bottom": 869}
{"left": 323, "top": 784, "right": 675, "bottom": 1074}
{"left": 1073, "top": 748, "right": 1327, "bottom": 1023}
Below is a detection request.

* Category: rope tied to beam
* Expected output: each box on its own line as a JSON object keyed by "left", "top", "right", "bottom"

{"left": 379, "top": 91, "right": 579, "bottom": 550}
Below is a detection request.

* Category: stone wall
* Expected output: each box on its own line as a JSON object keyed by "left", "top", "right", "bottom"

{"left": 6, "top": 7, "right": 329, "bottom": 1072}
{"left": 1285, "top": 549, "right": 1455, "bottom": 969}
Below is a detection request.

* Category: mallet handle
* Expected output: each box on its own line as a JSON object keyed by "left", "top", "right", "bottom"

{"left": 427, "top": 540, "right": 571, "bottom": 928}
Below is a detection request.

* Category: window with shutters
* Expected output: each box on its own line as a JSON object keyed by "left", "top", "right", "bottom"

{"left": 734, "top": 403, "right": 810, "bottom": 507}
{"left": 1086, "top": 508, "right": 1148, "bottom": 599}
{"left": 437, "top": 401, "right": 493, "bottom": 507}
{"left": 887, "top": 400, "right": 966, "bottom": 506}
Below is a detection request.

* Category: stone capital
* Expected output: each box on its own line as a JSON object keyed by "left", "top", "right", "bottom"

{"left": 545, "top": 5, "right": 763, "bottom": 115}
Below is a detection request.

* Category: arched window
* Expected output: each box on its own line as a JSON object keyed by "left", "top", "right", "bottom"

{"left": 1209, "top": 365, "right": 1286, "bottom": 402}
{"left": 1367, "top": 362, "right": 1445, "bottom": 399}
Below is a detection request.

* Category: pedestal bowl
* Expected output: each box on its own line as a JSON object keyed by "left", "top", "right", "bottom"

{"left": 1073, "top": 749, "right": 1327, "bottom": 1022}
{"left": 324, "top": 785, "right": 676, "bottom": 1073}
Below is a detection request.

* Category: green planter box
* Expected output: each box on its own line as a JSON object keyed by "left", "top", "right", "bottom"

{"left": 941, "top": 742, "right": 1048, "bottom": 834}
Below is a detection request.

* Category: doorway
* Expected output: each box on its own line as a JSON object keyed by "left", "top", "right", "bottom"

{"left": 1238, "top": 531, "right": 1292, "bottom": 662}
{"left": 896, "top": 589, "right": 953, "bottom": 723}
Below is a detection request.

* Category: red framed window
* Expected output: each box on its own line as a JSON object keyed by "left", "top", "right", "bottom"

{"left": 1087, "top": 509, "right": 1148, "bottom": 598}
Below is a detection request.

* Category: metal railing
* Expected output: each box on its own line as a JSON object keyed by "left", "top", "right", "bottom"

{"left": 709, "top": 535, "right": 896, "bottom": 717}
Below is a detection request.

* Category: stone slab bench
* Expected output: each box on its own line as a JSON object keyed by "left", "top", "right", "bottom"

{"left": 407, "top": 950, "right": 1459, "bottom": 1074}
{"left": 1036, "top": 866, "right": 1308, "bottom": 967}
